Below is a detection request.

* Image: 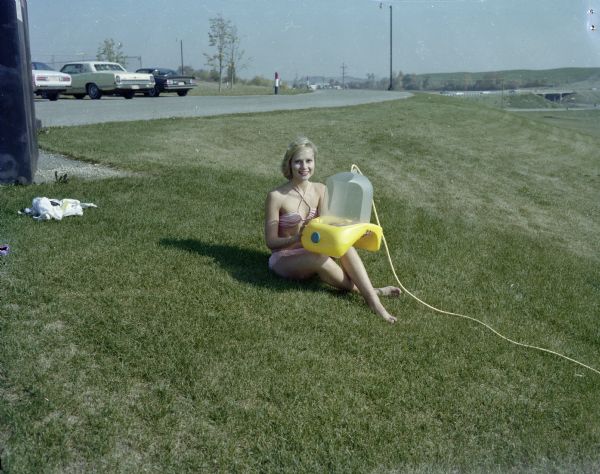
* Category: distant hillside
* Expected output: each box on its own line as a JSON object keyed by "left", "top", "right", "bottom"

{"left": 333, "top": 67, "right": 600, "bottom": 92}
{"left": 417, "top": 67, "right": 600, "bottom": 90}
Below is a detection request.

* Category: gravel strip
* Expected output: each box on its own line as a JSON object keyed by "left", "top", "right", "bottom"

{"left": 34, "top": 150, "right": 135, "bottom": 184}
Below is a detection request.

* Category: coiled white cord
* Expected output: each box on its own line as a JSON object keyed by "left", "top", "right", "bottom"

{"left": 351, "top": 164, "right": 600, "bottom": 376}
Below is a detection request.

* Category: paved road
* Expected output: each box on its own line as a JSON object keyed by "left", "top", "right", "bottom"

{"left": 35, "top": 89, "right": 411, "bottom": 127}
{"left": 33, "top": 89, "right": 410, "bottom": 183}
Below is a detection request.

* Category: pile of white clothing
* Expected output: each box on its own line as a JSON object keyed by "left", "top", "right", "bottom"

{"left": 20, "top": 197, "right": 98, "bottom": 221}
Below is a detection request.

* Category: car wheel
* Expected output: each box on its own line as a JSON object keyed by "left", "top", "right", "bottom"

{"left": 46, "top": 91, "right": 59, "bottom": 101}
{"left": 74, "top": 94, "right": 85, "bottom": 100}
{"left": 87, "top": 83, "right": 102, "bottom": 100}
{"left": 147, "top": 86, "right": 160, "bottom": 98}
{"left": 122, "top": 91, "right": 134, "bottom": 99}
{"left": 177, "top": 90, "right": 188, "bottom": 97}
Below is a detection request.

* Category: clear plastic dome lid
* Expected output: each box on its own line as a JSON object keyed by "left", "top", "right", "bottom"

{"left": 322, "top": 172, "right": 373, "bottom": 224}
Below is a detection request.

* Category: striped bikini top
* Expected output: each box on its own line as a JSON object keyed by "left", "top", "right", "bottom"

{"left": 279, "top": 208, "right": 318, "bottom": 229}
{"left": 278, "top": 184, "right": 318, "bottom": 231}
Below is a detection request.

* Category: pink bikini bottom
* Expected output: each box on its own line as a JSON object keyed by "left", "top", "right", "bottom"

{"left": 268, "top": 247, "right": 313, "bottom": 270}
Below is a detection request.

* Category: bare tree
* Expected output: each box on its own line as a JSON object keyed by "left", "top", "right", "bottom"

{"left": 204, "top": 16, "right": 232, "bottom": 92}
{"left": 96, "top": 38, "right": 126, "bottom": 64}
{"left": 226, "top": 26, "right": 250, "bottom": 88}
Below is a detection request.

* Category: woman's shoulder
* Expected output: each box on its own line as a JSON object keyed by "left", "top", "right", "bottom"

{"left": 268, "top": 182, "right": 291, "bottom": 195}
{"left": 312, "top": 182, "right": 326, "bottom": 196}
{"left": 267, "top": 182, "right": 292, "bottom": 202}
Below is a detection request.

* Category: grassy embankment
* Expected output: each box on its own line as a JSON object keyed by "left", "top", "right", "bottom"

{"left": 418, "top": 67, "right": 600, "bottom": 89}
{"left": 1, "top": 94, "right": 599, "bottom": 472}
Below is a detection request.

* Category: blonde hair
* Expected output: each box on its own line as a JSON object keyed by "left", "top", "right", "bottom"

{"left": 281, "top": 137, "right": 318, "bottom": 180}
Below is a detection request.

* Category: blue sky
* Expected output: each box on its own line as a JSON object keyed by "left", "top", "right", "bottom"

{"left": 28, "top": 0, "right": 600, "bottom": 80}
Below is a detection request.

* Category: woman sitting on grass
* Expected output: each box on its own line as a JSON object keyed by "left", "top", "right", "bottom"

{"left": 264, "top": 137, "right": 401, "bottom": 324}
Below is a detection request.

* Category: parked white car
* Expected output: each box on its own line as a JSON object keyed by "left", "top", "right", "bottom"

{"left": 32, "top": 62, "right": 72, "bottom": 101}
{"left": 59, "top": 61, "right": 155, "bottom": 99}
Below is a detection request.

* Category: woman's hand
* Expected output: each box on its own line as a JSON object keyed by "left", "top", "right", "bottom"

{"left": 298, "top": 222, "right": 307, "bottom": 240}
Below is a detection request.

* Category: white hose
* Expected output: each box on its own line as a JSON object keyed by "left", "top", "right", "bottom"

{"left": 351, "top": 164, "right": 600, "bottom": 376}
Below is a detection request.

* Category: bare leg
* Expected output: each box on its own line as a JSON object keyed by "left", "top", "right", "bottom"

{"left": 272, "top": 251, "right": 355, "bottom": 290}
{"left": 271, "top": 249, "right": 398, "bottom": 323}
{"left": 339, "top": 247, "right": 398, "bottom": 323}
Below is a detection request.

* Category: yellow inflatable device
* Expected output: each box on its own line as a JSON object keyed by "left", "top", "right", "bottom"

{"left": 301, "top": 172, "right": 383, "bottom": 258}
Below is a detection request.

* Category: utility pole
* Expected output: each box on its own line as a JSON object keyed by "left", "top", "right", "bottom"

{"left": 388, "top": 4, "right": 393, "bottom": 90}
{"left": 180, "top": 39, "right": 184, "bottom": 75}
{"left": 340, "top": 63, "right": 347, "bottom": 88}
{"left": 377, "top": 2, "right": 394, "bottom": 90}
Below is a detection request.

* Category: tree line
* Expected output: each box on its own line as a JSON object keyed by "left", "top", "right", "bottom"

{"left": 346, "top": 71, "right": 552, "bottom": 91}
{"left": 96, "top": 15, "right": 256, "bottom": 91}
{"left": 95, "top": 23, "right": 558, "bottom": 92}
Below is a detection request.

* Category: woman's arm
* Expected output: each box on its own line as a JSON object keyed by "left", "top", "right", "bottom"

{"left": 316, "top": 182, "right": 326, "bottom": 214}
{"left": 265, "top": 191, "right": 301, "bottom": 251}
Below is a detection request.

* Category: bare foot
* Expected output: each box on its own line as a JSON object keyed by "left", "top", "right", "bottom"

{"left": 369, "top": 300, "right": 397, "bottom": 324}
{"left": 378, "top": 308, "right": 397, "bottom": 324}
{"left": 381, "top": 312, "right": 397, "bottom": 324}
{"left": 376, "top": 286, "right": 402, "bottom": 297}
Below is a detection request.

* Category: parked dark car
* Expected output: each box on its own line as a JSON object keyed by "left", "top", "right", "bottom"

{"left": 135, "top": 68, "right": 196, "bottom": 97}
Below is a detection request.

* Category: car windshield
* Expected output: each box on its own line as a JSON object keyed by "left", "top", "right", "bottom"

{"left": 94, "top": 63, "right": 126, "bottom": 72}
{"left": 32, "top": 62, "right": 53, "bottom": 70}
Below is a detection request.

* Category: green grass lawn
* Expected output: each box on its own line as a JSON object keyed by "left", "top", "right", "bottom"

{"left": 1, "top": 95, "right": 600, "bottom": 472}
{"left": 520, "top": 109, "right": 600, "bottom": 139}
